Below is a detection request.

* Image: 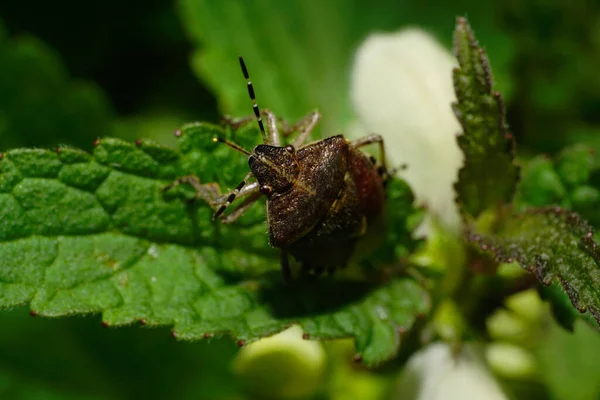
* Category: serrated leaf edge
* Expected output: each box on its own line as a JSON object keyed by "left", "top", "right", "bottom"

{"left": 468, "top": 206, "right": 600, "bottom": 325}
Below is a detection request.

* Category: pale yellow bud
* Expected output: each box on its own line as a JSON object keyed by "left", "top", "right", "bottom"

{"left": 232, "top": 325, "right": 326, "bottom": 399}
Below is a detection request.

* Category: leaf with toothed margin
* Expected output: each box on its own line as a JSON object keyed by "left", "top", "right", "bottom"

{"left": 469, "top": 206, "right": 600, "bottom": 328}
{"left": 0, "top": 122, "right": 429, "bottom": 366}
{"left": 539, "top": 282, "right": 600, "bottom": 332}
{"left": 452, "top": 17, "right": 520, "bottom": 219}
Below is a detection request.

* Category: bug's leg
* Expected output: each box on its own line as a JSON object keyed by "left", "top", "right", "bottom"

{"left": 162, "top": 175, "right": 221, "bottom": 204}
{"left": 261, "top": 109, "right": 282, "bottom": 146}
{"left": 221, "top": 109, "right": 281, "bottom": 146}
{"left": 281, "top": 251, "right": 291, "bottom": 283}
{"left": 289, "top": 111, "right": 321, "bottom": 148}
{"left": 219, "top": 188, "right": 261, "bottom": 224}
{"left": 351, "top": 134, "right": 389, "bottom": 177}
{"left": 212, "top": 171, "right": 255, "bottom": 220}
{"left": 244, "top": 108, "right": 318, "bottom": 147}
{"left": 220, "top": 114, "right": 256, "bottom": 130}
{"left": 232, "top": 181, "right": 259, "bottom": 199}
{"left": 279, "top": 111, "right": 320, "bottom": 137}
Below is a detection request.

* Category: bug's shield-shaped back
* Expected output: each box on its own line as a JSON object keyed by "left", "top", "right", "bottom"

{"left": 267, "top": 136, "right": 348, "bottom": 247}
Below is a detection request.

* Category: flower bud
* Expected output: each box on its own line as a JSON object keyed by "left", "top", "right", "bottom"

{"left": 485, "top": 342, "right": 537, "bottom": 379}
{"left": 232, "top": 325, "right": 326, "bottom": 399}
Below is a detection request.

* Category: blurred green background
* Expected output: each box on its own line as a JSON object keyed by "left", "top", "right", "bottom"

{"left": 1, "top": 0, "right": 600, "bottom": 399}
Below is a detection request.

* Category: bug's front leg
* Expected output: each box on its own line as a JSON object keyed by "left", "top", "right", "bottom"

{"left": 212, "top": 171, "right": 256, "bottom": 219}
{"left": 219, "top": 189, "right": 262, "bottom": 224}
{"left": 164, "top": 172, "right": 260, "bottom": 221}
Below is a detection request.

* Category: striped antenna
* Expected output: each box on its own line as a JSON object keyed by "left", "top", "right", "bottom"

{"left": 213, "top": 137, "right": 251, "bottom": 156}
{"left": 239, "top": 57, "right": 268, "bottom": 143}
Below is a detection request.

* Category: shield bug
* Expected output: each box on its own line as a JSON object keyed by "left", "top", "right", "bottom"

{"left": 166, "top": 57, "right": 390, "bottom": 282}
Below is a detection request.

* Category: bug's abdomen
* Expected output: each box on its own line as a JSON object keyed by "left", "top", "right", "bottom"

{"left": 347, "top": 147, "right": 386, "bottom": 220}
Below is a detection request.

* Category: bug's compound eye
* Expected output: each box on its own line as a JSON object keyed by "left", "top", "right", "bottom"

{"left": 285, "top": 145, "right": 295, "bottom": 154}
{"left": 260, "top": 185, "right": 273, "bottom": 195}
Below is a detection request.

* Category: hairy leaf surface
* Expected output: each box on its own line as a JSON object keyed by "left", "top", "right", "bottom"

{"left": 452, "top": 17, "right": 519, "bottom": 218}
{"left": 469, "top": 207, "right": 600, "bottom": 326}
{"left": 0, "top": 123, "right": 428, "bottom": 365}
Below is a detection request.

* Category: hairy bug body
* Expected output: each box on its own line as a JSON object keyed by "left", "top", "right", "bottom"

{"left": 165, "top": 57, "right": 389, "bottom": 281}
{"left": 263, "top": 136, "right": 386, "bottom": 272}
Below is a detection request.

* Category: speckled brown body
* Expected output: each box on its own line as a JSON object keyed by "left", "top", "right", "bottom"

{"left": 166, "top": 57, "right": 390, "bottom": 280}
{"left": 254, "top": 135, "right": 386, "bottom": 271}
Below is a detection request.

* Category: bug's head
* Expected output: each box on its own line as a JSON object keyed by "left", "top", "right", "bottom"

{"left": 249, "top": 144, "right": 299, "bottom": 196}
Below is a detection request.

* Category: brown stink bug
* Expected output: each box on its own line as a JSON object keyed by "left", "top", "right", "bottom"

{"left": 166, "top": 57, "right": 390, "bottom": 282}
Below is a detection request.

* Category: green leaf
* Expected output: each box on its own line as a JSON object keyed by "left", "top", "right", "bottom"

{"left": 0, "top": 20, "right": 114, "bottom": 149}
{"left": 0, "top": 307, "right": 239, "bottom": 399}
{"left": 452, "top": 17, "right": 519, "bottom": 219}
{"left": 0, "top": 369, "right": 99, "bottom": 400}
{"left": 469, "top": 207, "right": 600, "bottom": 327}
{"left": 510, "top": 146, "right": 600, "bottom": 329}
{"left": 556, "top": 145, "right": 595, "bottom": 189}
{"left": 0, "top": 123, "right": 429, "bottom": 366}
{"left": 536, "top": 319, "right": 600, "bottom": 400}
{"left": 366, "top": 178, "right": 424, "bottom": 266}
{"left": 178, "top": 1, "right": 515, "bottom": 135}
{"left": 513, "top": 156, "right": 569, "bottom": 210}
{"left": 514, "top": 144, "right": 600, "bottom": 229}
{"left": 571, "top": 186, "right": 600, "bottom": 225}
{"left": 179, "top": 0, "right": 357, "bottom": 135}
{"left": 538, "top": 282, "right": 599, "bottom": 332}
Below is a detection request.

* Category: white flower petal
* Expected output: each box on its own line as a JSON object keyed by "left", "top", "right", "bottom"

{"left": 350, "top": 28, "right": 464, "bottom": 233}
{"left": 395, "top": 342, "right": 509, "bottom": 400}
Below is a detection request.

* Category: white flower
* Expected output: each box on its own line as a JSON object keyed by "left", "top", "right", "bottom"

{"left": 350, "top": 28, "right": 464, "bottom": 234}
{"left": 394, "top": 342, "right": 509, "bottom": 400}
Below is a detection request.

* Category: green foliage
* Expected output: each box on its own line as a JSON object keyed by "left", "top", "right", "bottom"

{"left": 515, "top": 145, "right": 600, "bottom": 225}
{"left": 0, "top": 20, "right": 114, "bottom": 149}
{"left": 0, "top": 122, "right": 428, "bottom": 366}
{"left": 178, "top": 0, "right": 514, "bottom": 135}
{"left": 498, "top": 0, "right": 600, "bottom": 153}
{"left": 179, "top": 0, "right": 355, "bottom": 135}
{"left": 539, "top": 282, "right": 599, "bottom": 331}
{"left": 536, "top": 319, "right": 600, "bottom": 400}
{"left": 0, "top": 308, "right": 239, "bottom": 399}
{"left": 367, "top": 178, "right": 423, "bottom": 266}
{"left": 469, "top": 207, "right": 600, "bottom": 326}
{"left": 452, "top": 17, "right": 520, "bottom": 219}
{"left": 453, "top": 19, "right": 600, "bottom": 334}
{"left": 509, "top": 146, "right": 600, "bottom": 329}
{"left": 556, "top": 145, "right": 595, "bottom": 188}
{"left": 514, "top": 157, "right": 568, "bottom": 208}
{"left": 2, "top": 2, "right": 600, "bottom": 397}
